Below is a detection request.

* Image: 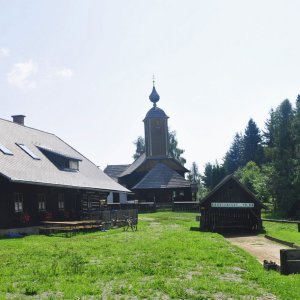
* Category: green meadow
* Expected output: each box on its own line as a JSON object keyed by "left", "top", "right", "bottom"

{"left": 263, "top": 221, "right": 300, "bottom": 246}
{"left": 0, "top": 212, "right": 299, "bottom": 299}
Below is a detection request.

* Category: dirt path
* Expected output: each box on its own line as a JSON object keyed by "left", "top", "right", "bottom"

{"left": 226, "top": 235, "right": 291, "bottom": 265}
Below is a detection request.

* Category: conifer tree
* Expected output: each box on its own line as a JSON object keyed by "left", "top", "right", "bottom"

{"left": 223, "top": 133, "right": 244, "bottom": 174}
{"left": 268, "top": 99, "right": 295, "bottom": 214}
{"left": 243, "top": 118, "right": 264, "bottom": 165}
{"left": 202, "top": 161, "right": 226, "bottom": 190}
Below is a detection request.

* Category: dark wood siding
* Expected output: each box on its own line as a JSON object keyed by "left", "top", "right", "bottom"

{"left": 0, "top": 178, "right": 108, "bottom": 229}
{"left": 200, "top": 177, "right": 263, "bottom": 233}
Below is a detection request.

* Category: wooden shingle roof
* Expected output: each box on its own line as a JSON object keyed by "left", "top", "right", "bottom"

{"left": 132, "top": 163, "right": 191, "bottom": 190}
{"left": 103, "top": 164, "right": 130, "bottom": 181}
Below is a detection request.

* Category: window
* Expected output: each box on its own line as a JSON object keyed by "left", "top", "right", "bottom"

{"left": 64, "top": 160, "right": 79, "bottom": 170}
{"left": 87, "top": 200, "right": 92, "bottom": 209}
{"left": 0, "top": 143, "right": 13, "bottom": 155}
{"left": 37, "top": 194, "right": 46, "bottom": 211}
{"left": 58, "top": 193, "right": 65, "bottom": 210}
{"left": 16, "top": 143, "right": 40, "bottom": 160}
{"left": 14, "top": 193, "right": 23, "bottom": 213}
{"left": 69, "top": 160, "right": 79, "bottom": 170}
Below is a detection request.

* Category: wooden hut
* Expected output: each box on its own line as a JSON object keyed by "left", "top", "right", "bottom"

{"left": 199, "top": 175, "right": 266, "bottom": 233}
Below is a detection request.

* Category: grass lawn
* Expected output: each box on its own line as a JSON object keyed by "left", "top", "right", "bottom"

{"left": 263, "top": 221, "right": 300, "bottom": 246}
{"left": 0, "top": 212, "right": 299, "bottom": 299}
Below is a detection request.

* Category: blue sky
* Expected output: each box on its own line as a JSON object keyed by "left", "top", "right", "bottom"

{"left": 1, "top": 0, "right": 300, "bottom": 172}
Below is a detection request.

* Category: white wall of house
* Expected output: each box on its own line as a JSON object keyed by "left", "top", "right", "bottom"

{"left": 107, "top": 192, "right": 128, "bottom": 203}
{"left": 120, "top": 192, "right": 127, "bottom": 203}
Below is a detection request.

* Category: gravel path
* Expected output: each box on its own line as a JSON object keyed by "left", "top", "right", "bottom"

{"left": 226, "top": 235, "right": 291, "bottom": 265}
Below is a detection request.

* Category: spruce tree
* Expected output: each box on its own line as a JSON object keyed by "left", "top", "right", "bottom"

{"left": 223, "top": 132, "right": 244, "bottom": 174}
{"left": 269, "top": 99, "right": 295, "bottom": 214}
{"left": 243, "top": 118, "right": 264, "bottom": 165}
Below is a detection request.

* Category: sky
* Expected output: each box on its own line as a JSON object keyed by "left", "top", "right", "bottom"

{"left": 1, "top": 0, "right": 300, "bottom": 172}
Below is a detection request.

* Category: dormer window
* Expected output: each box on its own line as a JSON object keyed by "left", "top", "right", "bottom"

{"left": 69, "top": 160, "right": 79, "bottom": 170}
{"left": 37, "top": 146, "right": 81, "bottom": 172}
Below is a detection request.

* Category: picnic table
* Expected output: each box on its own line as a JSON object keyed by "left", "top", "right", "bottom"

{"left": 39, "top": 220, "right": 103, "bottom": 236}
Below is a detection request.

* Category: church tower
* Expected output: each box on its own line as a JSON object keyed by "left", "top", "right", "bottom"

{"left": 143, "top": 82, "right": 169, "bottom": 157}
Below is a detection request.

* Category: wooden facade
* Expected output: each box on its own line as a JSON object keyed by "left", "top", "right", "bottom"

{"left": 200, "top": 175, "right": 265, "bottom": 233}
{"left": 0, "top": 115, "right": 129, "bottom": 231}
{"left": 0, "top": 176, "right": 108, "bottom": 229}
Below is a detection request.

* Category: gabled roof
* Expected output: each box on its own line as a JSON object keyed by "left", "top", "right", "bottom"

{"left": 132, "top": 163, "right": 191, "bottom": 190}
{"left": 103, "top": 164, "right": 130, "bottom": 181}
{"left": 200, "top": 174, "right": 266, "bottom": 208}
{"left": 118, "top": 153, "right": 189, "bottom": 178}
{"left": 0, "top": 118, "right": 129, "bottom": 193}
{"left": 119, "top": 153, "right": 147, "bottom": 177}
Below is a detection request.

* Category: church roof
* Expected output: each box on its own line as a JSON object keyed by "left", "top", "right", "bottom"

{"left": 117, "top": 153, "right": 189, "bottom": 178}
{"left": 103, "top": 164, "right": 130, "bottom": 181}
{"left": 132, "top": 163, "right": 191, "bottom": 190}
{"left": 144, "top": 106, "right": 169, "bottom": 120}
{"left": 119, "top": 153, "right": 146, "bottom": 177}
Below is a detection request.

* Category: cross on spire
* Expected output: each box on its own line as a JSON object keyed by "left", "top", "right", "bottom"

{"left": 152, "top": 74, "right": 155, "bottom": 87}
{"left": 149, "top": 75, "right": 160, "bottom": 106}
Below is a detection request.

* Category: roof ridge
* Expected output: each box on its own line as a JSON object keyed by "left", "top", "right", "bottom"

{"left": 0, "top": 117, "right": 56, "bottom": 137}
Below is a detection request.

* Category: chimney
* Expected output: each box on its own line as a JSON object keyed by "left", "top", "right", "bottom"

{"left": 11, "top": 115, "right": 26, "bottom": 126}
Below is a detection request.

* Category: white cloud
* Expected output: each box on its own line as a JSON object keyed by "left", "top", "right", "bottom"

{"left": 7, "top": 60, "right": 38, "bottom": 91}
{"left": 56, "top": 68, "right": 73, "bottom": 79}
{"left": 0, "top": 48, "right": 10, "bottom": 56}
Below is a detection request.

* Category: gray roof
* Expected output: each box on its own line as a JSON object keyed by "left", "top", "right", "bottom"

{"left": 119, "top": 153, "right": 147, "bottom": 177}
{"left": 0, "top": 118, "right": 129, "bottom": 193}
{"left": 132, "top": 163, "right": 191, "bottom": 190}
{"left": 118, "top": 153, "right": 189, "bottom": 178}
{"left": 104, "top": 164, "right": 130, "bottom": 181}
{"left": 144, "top": 106, "right": 168, "bottom": 120}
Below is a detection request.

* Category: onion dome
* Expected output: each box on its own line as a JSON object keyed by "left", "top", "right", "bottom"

{"left": 149, "top": 86, "right": 160, "bottom": 106}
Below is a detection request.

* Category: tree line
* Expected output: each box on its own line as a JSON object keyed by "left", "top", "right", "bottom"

{"left": 132, "top": 96, "right": 300, "bottom": 218}
{"left": 197, "top": 96, "right": 300, "bottom": 218}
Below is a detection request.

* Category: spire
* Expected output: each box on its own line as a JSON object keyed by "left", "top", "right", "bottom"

{"left": 149, "top": 75, "right": 160, "bottom": 107}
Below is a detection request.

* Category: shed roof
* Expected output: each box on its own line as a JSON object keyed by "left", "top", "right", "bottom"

{"left": 132, "top": 163, "right": 191, "bottom": 190}
{"left": 200, "top": 174, "right": 266, "bottom": 208}
{"left": 0, "top": 118, "right": 129, "bottom": 193}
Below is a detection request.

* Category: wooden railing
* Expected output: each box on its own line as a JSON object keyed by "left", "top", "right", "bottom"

{"left": 172, "top": 201, "right": 200, "bottom": 212}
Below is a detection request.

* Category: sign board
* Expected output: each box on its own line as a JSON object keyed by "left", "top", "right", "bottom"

{"left": 211, "top": 202, "right": 254, "bottom": 208}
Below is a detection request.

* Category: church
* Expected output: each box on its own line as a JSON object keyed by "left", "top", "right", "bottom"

{"left": 104, "top": 84, "right": 192, "bottom": 204}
